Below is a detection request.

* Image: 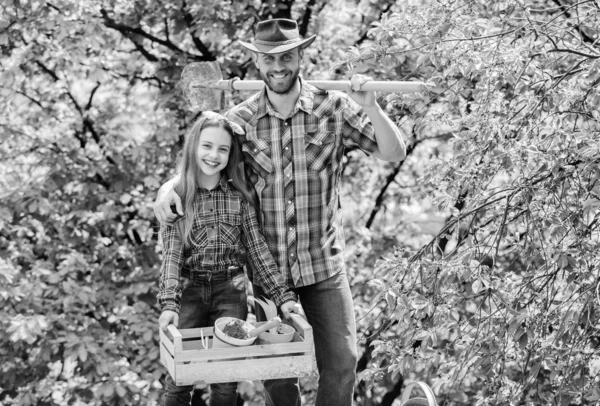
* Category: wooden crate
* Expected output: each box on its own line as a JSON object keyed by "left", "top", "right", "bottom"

{"left": 159, "top": 313, "right": 317, "bottom": 385}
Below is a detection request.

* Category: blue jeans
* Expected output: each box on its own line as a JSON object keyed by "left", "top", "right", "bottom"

{"left": 163, "top": 268, "right": 248, "bottom": 406}
{"left": 253, "top": 270, "right": 358, "bottom": 406}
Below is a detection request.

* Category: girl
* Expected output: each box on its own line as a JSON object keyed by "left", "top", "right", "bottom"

{"left": 157, "top": 112, "right": 300, "bottom": 406}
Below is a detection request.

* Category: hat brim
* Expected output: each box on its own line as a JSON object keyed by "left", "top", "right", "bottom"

{"left": 238, "top": 35, "right": 316, "bottom": 54}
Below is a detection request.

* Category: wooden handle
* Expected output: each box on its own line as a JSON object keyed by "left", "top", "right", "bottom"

{"left": 248, "top": 317, "right": 282, "bottom": 338}
{"left": 211, "top": 79, "right": 435, "bottom": 94}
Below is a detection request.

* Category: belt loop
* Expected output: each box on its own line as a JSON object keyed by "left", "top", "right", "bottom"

{"left": 227, "top": 267, "right": 232, "bottom": 280}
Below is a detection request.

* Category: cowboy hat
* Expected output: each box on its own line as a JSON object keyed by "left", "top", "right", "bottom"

{"left": 238, "top": 19, "right": 316, "bottom": 54}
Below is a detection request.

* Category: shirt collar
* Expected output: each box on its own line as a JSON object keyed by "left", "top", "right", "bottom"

{"left": 198, "top": 176, "right": 231, "bottom": 193}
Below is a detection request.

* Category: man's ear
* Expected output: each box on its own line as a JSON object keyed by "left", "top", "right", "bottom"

{"left": 252, "top": 52, "right": 259, "bottom": 68}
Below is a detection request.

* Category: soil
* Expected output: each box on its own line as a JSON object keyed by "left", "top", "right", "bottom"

{"left": 222, "top": 319, "right": 249, "bottom": 339}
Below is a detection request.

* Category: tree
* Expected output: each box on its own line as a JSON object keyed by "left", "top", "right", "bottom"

{"left": 349, "top": 0, "right": 600, "bottom": 404}
{"left": 1, "top": 0, "right": 598, "bottom": 405}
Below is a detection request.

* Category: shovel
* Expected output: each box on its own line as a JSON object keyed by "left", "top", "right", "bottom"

{"left": 180, "top": 61, "right": 437, "bottom": 111}
{"left": 247, "top": 316, "right": 282, "bottom": 338}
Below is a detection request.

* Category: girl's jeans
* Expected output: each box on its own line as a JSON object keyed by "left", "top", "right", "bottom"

{"left": 253, "top": 270, "right": 358, "bottom": 406}
{"left": 163, "top": 268, "right": 248, "bottom": 406}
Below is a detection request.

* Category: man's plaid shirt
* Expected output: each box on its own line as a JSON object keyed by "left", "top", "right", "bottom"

{"left": 225, "top": 80, "right": 379, "bottom": 288}
{"left": 158, "top": 178, "right": 296, "bottom": 313}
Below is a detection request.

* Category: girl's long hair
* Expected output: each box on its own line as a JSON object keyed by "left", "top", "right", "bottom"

{"left": 175, "top": 112, "right": 258, "bottom": 249}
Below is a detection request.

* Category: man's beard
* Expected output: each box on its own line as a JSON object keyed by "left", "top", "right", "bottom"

{"left": 260, "top": 66, "right": 300, "bottom": 95}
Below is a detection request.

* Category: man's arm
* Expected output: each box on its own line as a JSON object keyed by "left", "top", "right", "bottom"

{"left": 347, "top": 75, "right": 407, "bottom": 162}
{"left": 154, "top": 175, "right": 182, "bottom": 224}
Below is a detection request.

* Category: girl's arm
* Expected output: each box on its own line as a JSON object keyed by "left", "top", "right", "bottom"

{"left": 240, "top": 201, "right": 297, "bottom": 309}
{"left": 158, "top": 222, "right": 185, "bottom": 318}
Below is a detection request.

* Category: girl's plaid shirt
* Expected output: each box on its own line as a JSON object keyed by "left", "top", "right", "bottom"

{"left": 226, "top": 80, "right": 380, "bottom": 288}
{"left": 158, "top": 178, "right": 296, "bottom": 313}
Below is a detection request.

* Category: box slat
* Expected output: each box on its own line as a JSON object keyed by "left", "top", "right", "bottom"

{"left": 174, "top": 354, "right": 316, "bottom": 385}
{"left": 159, "top": 326, "right": 175, "bottom": 357}
{"left": 160, "top": 342, "right": 176, "bottom": 379}
{"left": 174, "top": 340, "right": 313, "bottom": 363}
{"left": 177, "top": 326, "right": 214, "bottom": 339}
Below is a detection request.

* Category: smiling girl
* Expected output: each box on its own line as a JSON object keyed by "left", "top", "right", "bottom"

{"left": 157, "top": 112, "right": 301, "bottom": 406}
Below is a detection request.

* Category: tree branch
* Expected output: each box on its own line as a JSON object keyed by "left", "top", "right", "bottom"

{"left": 547, "top": 48, "right": 599, "bottom": 58}
{"left": 85, "top": 82, "right": 101, "bottom": 110}
{"left": 34, "top": 60, "right": 59, "bottom": 81}
{"left": 101, "top": 9, "right": 186, "bottom": 55}
{"left": 364, "top": 131, "right": 426, "bottom": 228}
{"left": 299, "top": 0, "right": 317, "bottom": 37}
{"left": 180, "top": 1, "right": 215, "bottom": 60}
{"left": 365, "top": 161, "right": 403, "bottom": 229}
{"left": 129, "top": 41, "right": 160, "bottom": 62}
{"left": 550, "top": 0, "right": 598, "bottom": 45}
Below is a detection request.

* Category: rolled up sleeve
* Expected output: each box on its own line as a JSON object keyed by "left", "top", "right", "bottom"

{"left": 341, "top": 95, "right": 379, "bottom": 155}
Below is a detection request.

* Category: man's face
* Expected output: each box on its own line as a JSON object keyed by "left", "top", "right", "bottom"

{"left": 254, "top": 49, "right": 302, "bottom": 95}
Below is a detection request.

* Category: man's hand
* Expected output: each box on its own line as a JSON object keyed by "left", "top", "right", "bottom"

{"left": 158, "top": 310, "right": 179, "bottom": 331}
{"left": 153, "top": 179, "right": 182, "bottom": 225}
{"left": 347, "top": 74, "right": 376, "bottom": 108}
{"left": 280, "top": 301, "right": 303, "bottom": 319}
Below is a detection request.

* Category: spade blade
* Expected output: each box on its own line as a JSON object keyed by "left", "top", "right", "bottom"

{"left": 180, "top": 61, "right": 224, "bottom": 111}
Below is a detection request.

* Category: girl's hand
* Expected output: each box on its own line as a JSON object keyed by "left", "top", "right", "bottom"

{"left": 159, "top": 310, "right": 179, "bottom": 331}
{"left": 280, "top": 301, "right": 303, "bottom": 319}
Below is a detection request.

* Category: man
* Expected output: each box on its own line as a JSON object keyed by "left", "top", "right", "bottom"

{"left": 154, "top": 18, "right": 406, "bottom": 406}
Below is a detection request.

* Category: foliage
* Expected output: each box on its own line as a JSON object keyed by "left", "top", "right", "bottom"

{"left": 1, "top": 0, "right": 599, "bottom": 405}
{"left": 348, "top": 0, "right": 600, "bottom": 405}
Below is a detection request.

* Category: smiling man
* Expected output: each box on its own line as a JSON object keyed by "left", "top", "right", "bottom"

{"left": 255, "top": 49, "right": 300, "bottom": 95}
{"left": 154, "top": 18, "right": 407, "bottom": 406}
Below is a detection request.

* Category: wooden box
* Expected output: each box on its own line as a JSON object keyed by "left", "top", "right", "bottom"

{"left": 159, "top": 314, "right": 317, "bottom": 385}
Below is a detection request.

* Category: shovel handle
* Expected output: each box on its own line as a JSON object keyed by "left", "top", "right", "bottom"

{"left": 211, "top": 79, "right": 435, "bottom": 93}
{"left": 248, "top": 317, "right": 282, "bottom": 338}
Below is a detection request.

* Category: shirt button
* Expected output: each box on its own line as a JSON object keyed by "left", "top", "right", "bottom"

{"left": 254, "top": 149, "right": 257, "bottom": 153}
{"left": 288, "top": 200, "right": 292, "bottom": 205}
{"left": 290, "top": 253, "right": 295, "bottom": 257}
{"left": 285, "top": 147, "right": 289, "bottom": 151}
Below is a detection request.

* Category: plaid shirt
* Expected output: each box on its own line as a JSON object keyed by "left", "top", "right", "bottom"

{"left": 225, "top": 80, "right": 379, "bottom": 287}
{"left": 158, "top": 178, "right": 296, "bottom": 313}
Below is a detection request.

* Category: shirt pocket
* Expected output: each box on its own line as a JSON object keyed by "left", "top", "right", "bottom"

{"left": 304, "top": 127, "right": 336, "bottom": 172}
{"left": 218, "top": 213, "right": 242, "bottom": 247}
{"left": 190, "top": 221, "right": 209, "bottom": 248}
{"left": 242, "top": 137, "right": 273, "bottom": 179}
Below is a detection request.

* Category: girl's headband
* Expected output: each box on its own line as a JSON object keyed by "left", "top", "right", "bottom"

{"left": 196, "top": 111, "right": 244, "bottom": 135}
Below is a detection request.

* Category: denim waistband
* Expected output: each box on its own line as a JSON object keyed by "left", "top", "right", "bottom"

{"left": 181, "top": 266, "right": 244, "bottom": 283}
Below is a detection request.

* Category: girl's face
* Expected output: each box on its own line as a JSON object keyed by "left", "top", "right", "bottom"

{"left": 195, "top": 126, "right": 231, "bottom": 181}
